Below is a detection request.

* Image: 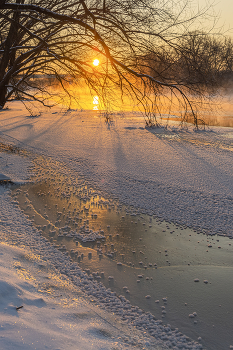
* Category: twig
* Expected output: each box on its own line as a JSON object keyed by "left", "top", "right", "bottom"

{"left": 16, "top": 305, "right": 23, "bottom": 310}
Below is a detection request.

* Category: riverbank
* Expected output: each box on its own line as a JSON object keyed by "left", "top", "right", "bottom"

{"left": 0, "top": 151, "right": 167, "bottom": 350}
{"left": 0, "top": 101, "right": 233, "bottom": 349}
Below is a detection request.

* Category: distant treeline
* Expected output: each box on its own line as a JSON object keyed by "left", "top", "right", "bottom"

{"left": 138, "top": 32, "right": 233, "bottom": 91}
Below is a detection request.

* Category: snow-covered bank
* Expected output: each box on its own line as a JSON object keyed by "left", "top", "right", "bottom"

{"left": 0, "top": 102, "right": 233, "bottom": 237}
{"left": 1, "top": 242, "right": 149, "bottom": 350}
{"left": 1, "top": 101, "right": 233, "bottom": 349}
{"left": 0, "top": 156, "right": 169, "bottom": 350}
{"left": 0, "top": 151, "right": 205, "bottom": 350}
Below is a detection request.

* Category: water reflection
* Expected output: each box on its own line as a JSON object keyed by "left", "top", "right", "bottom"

{"left": 93, "top": 95, "right": 99, "bottom": 110}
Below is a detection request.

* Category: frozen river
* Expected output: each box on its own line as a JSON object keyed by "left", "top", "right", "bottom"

{"left": 1, "top": 100, "right": 233, "bottom": 349}
{"left": 10, "top": 151, "right": 233, "bottom": 350}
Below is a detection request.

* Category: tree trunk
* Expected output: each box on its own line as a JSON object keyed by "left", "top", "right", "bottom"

{"left": 0, "top": 0, "right": 22, "bottom": 109}
{"left": 0, "top": 87, "right": 7, "bottom": 109}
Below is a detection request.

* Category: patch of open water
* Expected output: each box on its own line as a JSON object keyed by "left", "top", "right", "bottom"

{"left": 11, "top": 154, "right": 233, "bottom": 350}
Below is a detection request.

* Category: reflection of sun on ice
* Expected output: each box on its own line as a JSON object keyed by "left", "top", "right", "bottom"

{"left": 93, "top": 95, "right": 99, "bottom": 110}
{"left": 93, "top": 59, "right": 99, "bottom": 66}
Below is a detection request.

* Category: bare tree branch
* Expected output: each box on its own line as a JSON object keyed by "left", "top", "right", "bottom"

{"left": 0, "top": 0, "right": 231, "bottom": 127}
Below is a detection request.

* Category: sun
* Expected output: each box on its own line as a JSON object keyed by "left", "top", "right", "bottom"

{"left": 93, "top": 59, "right": 100, "bottom": 66}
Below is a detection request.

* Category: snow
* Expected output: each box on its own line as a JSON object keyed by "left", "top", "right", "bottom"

{"left": 0, "top": 243, "right": 154, "bottom": 350}
{"left": 0, "top": 101, "right": 232, "bottom": 237}
{"left": 0, "top": 152, "right": 32, "bottom": 183}
{"left": 0, "top": 185, "right": 165, "bottom": 350}
{"left": 0, "top": 173, "right": 10, "bottom": 181}
{"left": 0, "top": 100, "right": 233, "bottom": 349}
{"left": 0, "top": 141, "right": 172, "bottom": 350}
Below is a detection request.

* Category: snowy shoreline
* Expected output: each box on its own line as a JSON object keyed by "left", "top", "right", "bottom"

{"left": 0, "top": 153, "right": 201, "bottom": 350}
{"left": 0, "top": 102, "right": 232, "bottom": 238}
{"left": 0, "top": 101, "right": 233, "bottom": 349}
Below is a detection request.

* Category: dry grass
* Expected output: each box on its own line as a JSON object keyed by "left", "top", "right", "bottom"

{"left": 0, "top": 142, "right": 20, "bottom": 154}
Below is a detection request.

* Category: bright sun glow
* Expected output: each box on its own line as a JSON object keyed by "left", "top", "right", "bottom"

{"left": 93, "top": 59, "right": 99, "bottom": 66}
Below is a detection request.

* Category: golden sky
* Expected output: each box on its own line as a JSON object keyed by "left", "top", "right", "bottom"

{"left": 212, "top": 0, "right": 233, "bottom": 32}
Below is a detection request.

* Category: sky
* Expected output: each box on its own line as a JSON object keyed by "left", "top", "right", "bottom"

{"left": 211, "top": 0, "right": 233, "bottom": 33}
